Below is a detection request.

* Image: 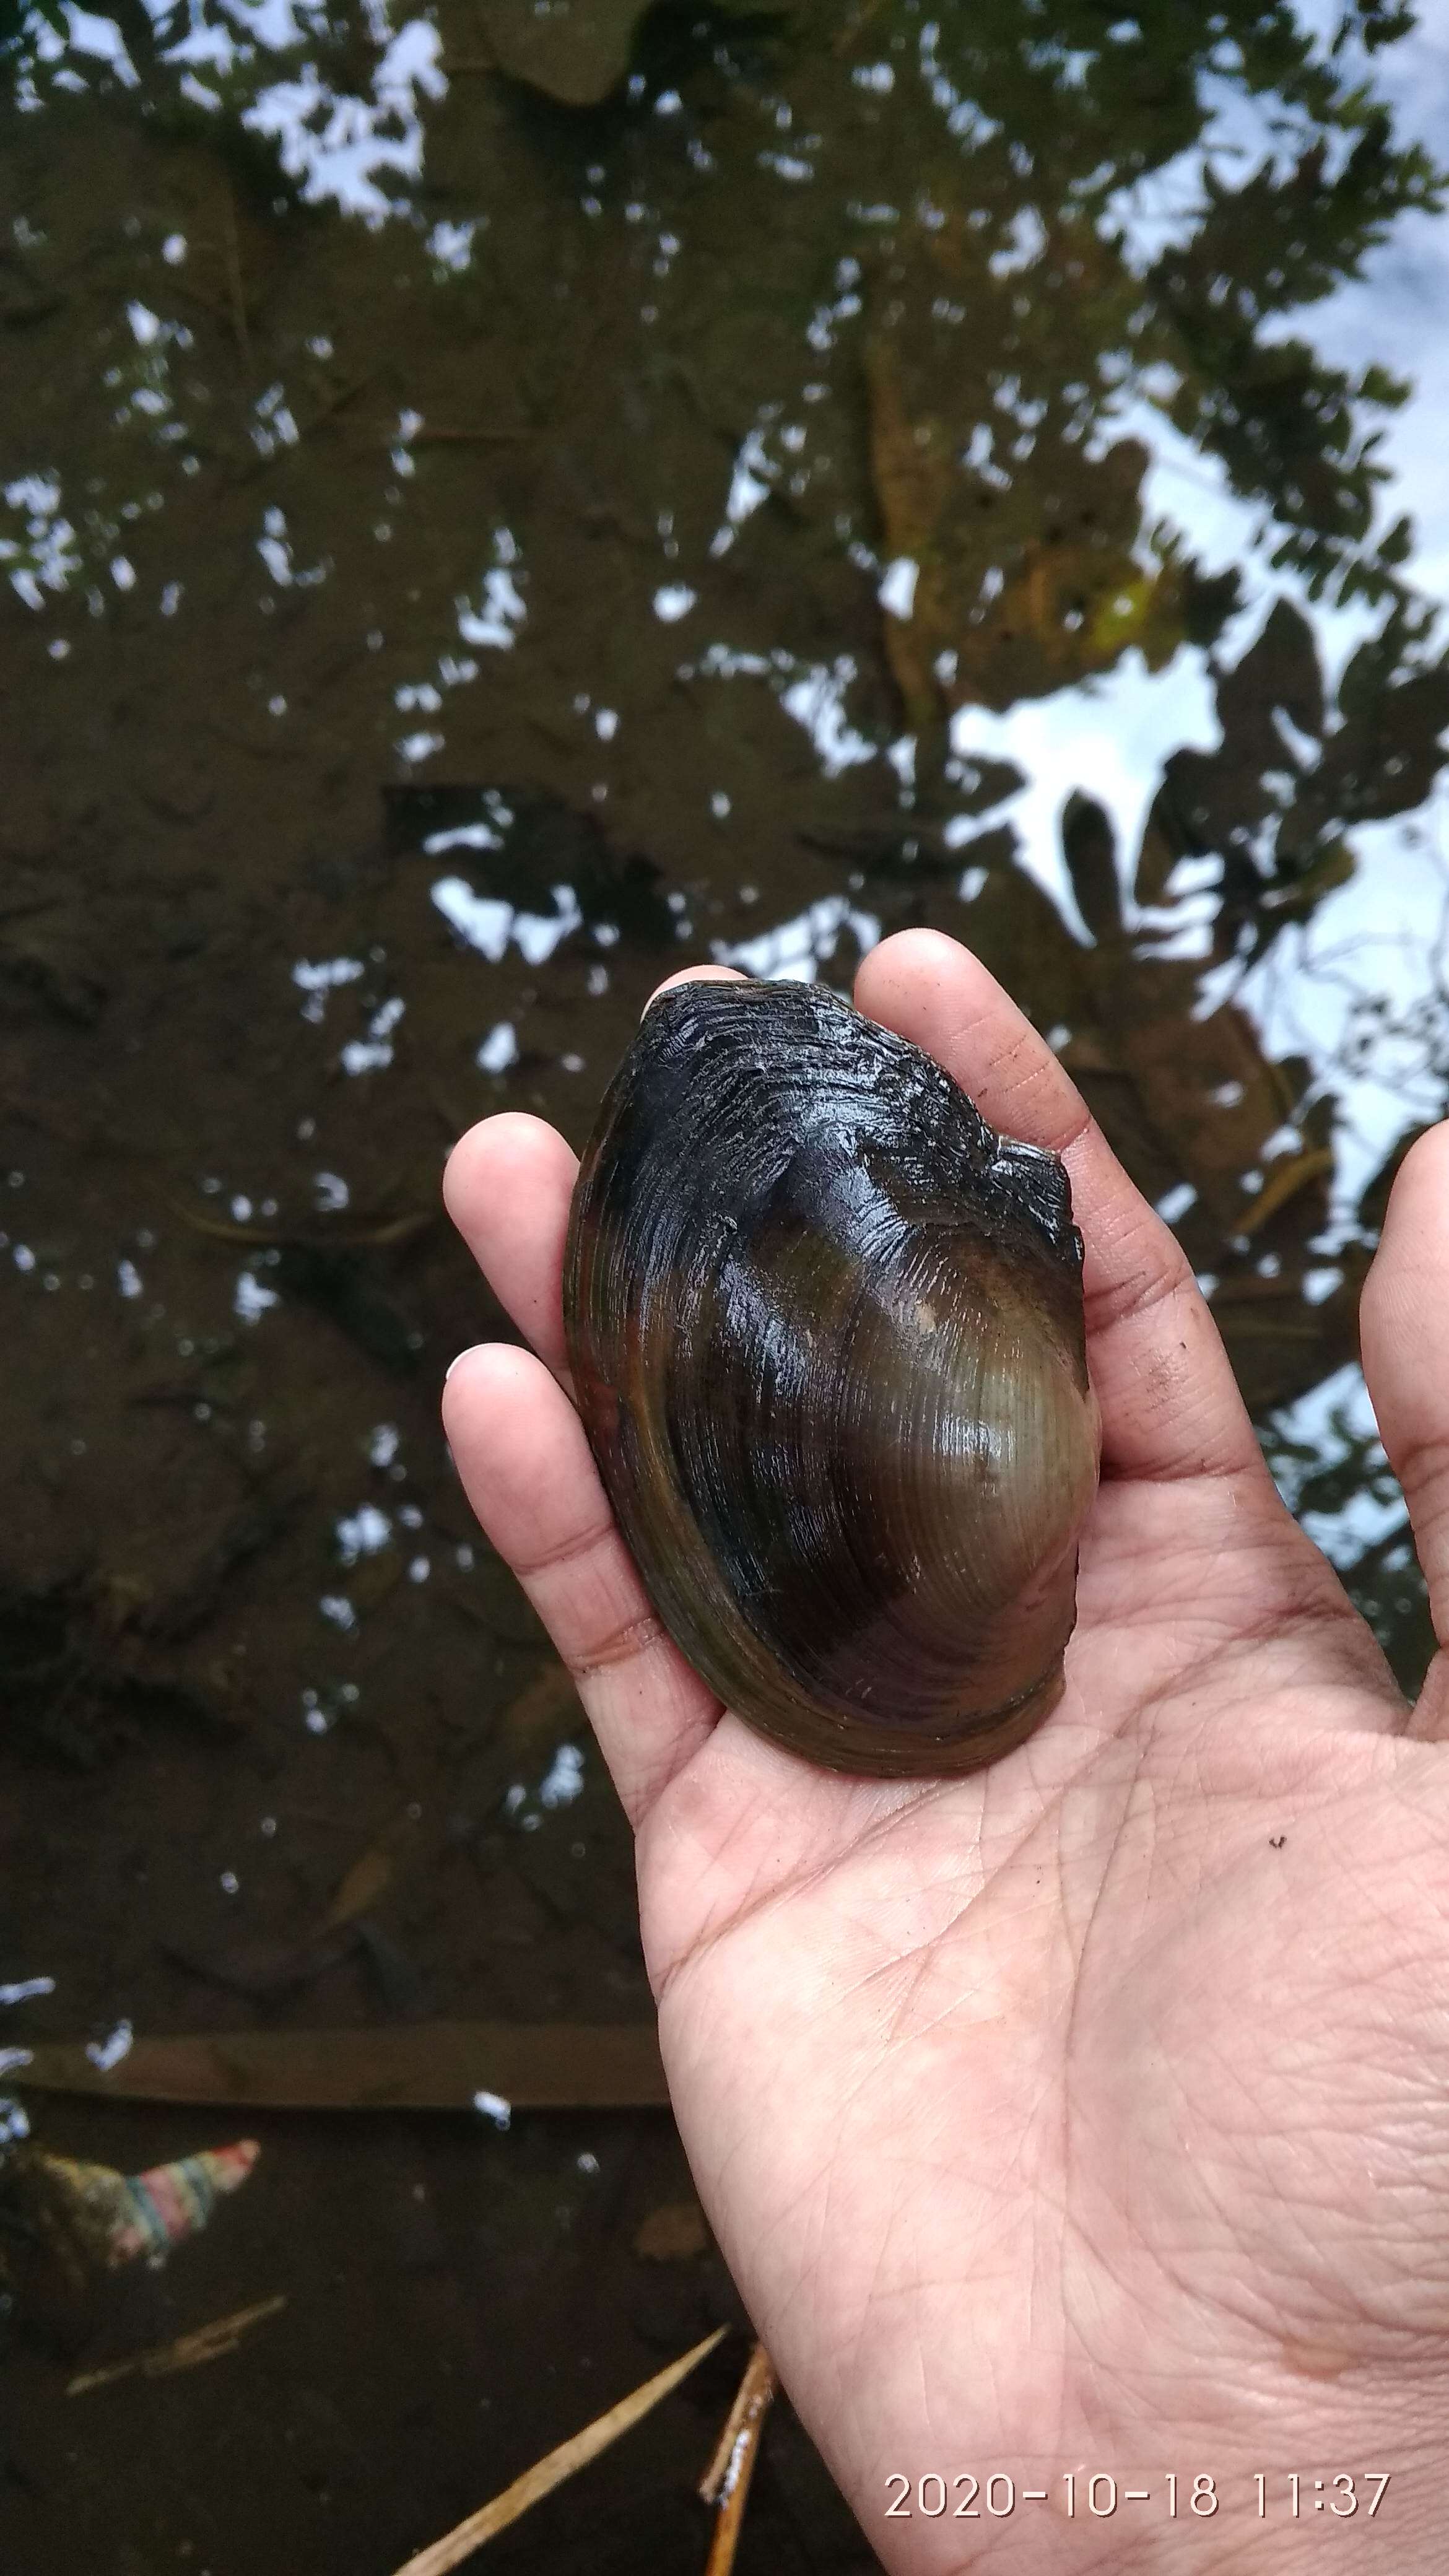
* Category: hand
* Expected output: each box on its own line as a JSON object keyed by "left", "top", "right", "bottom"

{"left": 442, "top": 929, "right": 1449, "bottom": 2572}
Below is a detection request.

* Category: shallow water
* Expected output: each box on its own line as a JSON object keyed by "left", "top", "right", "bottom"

{"left": 2, "top": 4, "right": 1448, "bottom": 2567}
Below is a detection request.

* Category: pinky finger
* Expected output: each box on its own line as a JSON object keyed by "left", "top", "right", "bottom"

{"left": 443, "top": 1344, "right": 721, "bottom": 1822}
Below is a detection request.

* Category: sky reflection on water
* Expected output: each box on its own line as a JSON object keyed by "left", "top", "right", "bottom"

{"left": 2, "top": 3, "right": 1447, "bottom": 1617}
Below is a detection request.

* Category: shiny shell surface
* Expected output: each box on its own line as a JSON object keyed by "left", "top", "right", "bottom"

{"left": 563, "top": 978, "right": 1099, "bottom": 1777}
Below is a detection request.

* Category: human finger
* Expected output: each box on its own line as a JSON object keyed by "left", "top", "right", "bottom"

{"left": 1360, "top": 1123, "right": 1449, "bottom": 1734}
{"left": 443, "top": 1344, "right": 722, "bottom": 1822}
{"left": 443, "top": 1112, "right": 577, "bottom": 1387}
{"left": 441, "top": 973, "right": 749, "bottom": 1381}
{"left": 854, "top": 928, "right": 1266, "bottom": 1486}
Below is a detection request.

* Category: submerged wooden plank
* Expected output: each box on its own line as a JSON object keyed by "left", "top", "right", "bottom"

{"left": 18, "top": 2022, "right": 669, "bottom": 2112}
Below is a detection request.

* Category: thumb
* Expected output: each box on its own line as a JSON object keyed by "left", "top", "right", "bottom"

{"left": 1360, "top": 1122, "right": 1449, "bottom": 1732}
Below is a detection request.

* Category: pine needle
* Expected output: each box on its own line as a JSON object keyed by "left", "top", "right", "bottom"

{"left": 391, "top": 2326, "right": 726, "bottom": 2574}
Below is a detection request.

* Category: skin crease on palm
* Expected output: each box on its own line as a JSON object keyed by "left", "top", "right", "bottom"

{"left": 441, "top": 928, "right": 1449, "bottom": 2574}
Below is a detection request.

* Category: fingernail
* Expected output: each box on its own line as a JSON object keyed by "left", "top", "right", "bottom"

{"left": 445, "top": 1345, "right": 482, "bottom": 1382}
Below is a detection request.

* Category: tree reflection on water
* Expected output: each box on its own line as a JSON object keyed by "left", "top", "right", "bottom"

{"left": 2, "top": 1, "right": 1449, "bottom": 2564}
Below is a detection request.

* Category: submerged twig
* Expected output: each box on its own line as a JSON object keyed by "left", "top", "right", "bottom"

{"left": 67, "top": 2292, "right": 286, "bottom": 2395}
{"left": 170, "top": 1199, "right": 434, "bottom": 1251}
{"left": 235, "top": 371, "right": 381, "bottom": 483}
{"left": 411, "top": 427, "right": 526, "bottom": 446}
{"left": 700, "top": 2339, "right": 777, "bottom": 2572}
{"left": 1237, "top": 1145, "right": 1335, "bottom": 1239}
{"left": 698, "top": 2339, "right": 777, "bottom": 2504}
{"left": 302, "top": 368, "right": 378, "bottom": 435}
{"left": 221, "top": 187, "right": 251, "bottom": 376}
{"left": 392, "top": 2326, "right": 726, "bottom": 2573}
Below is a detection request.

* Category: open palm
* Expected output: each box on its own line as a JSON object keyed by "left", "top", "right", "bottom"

{"left": 443, "top": 931, "right": 1449, "bottom": 2572}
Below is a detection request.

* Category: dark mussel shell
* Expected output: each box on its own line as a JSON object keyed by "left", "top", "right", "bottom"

{"left": 563, "top": 978, "right": 1100, "bottom": 1777}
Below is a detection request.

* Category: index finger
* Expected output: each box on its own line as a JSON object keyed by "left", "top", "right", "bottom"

{"left": 854, "top": 928, "right": 1264, "bottom": 1486}
{"left": 443, "top": 1111, "right": 577, "bottom": 1388}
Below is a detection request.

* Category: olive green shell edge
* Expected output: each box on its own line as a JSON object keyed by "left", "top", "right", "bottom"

{"left": 720, "top": 1655, "right": 1069, "bottom": 1780}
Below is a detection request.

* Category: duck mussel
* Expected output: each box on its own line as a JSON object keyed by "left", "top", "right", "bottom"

{"left": 563, "top": 978, "right": 1100, "bottom": 1778}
